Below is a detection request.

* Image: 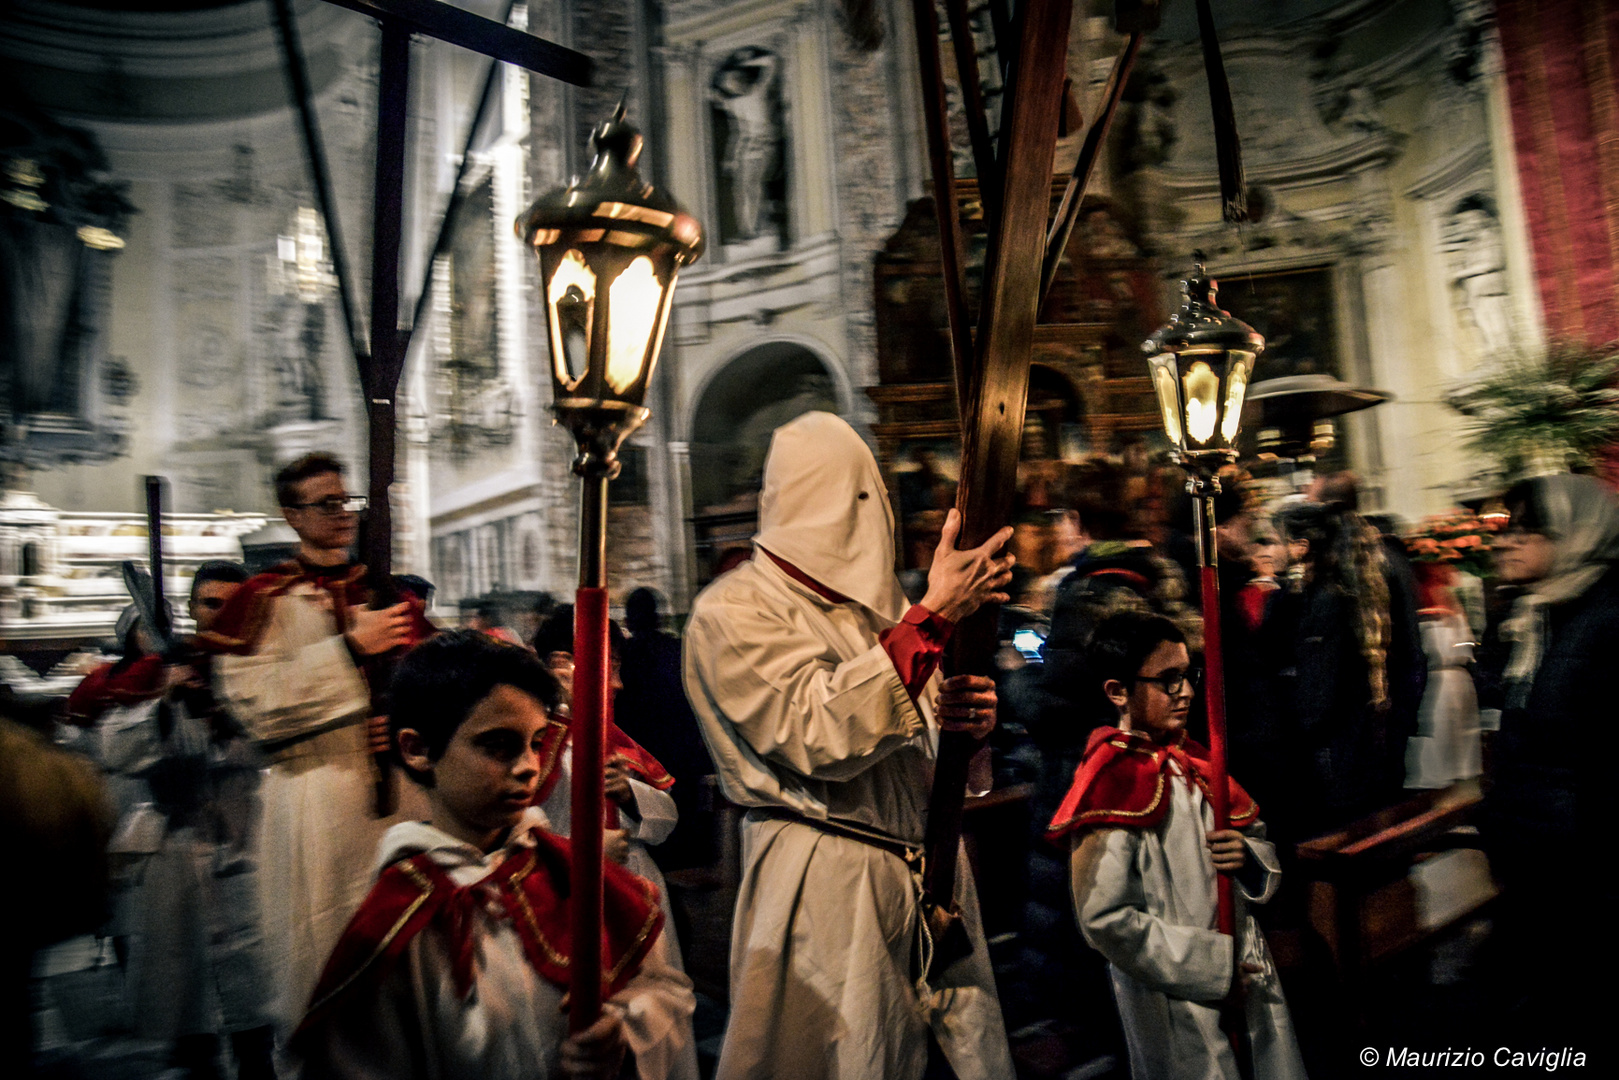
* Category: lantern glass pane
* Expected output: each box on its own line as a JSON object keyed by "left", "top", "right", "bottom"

{"left": 1220, "top": 355, "right": 1250, "bottom": 444}
{"left": 1183, "top": 360, "right": 1220, "bottom": 444}
{"left": 548, "top": 249, "right": 595, "bottom": 389}
{"left": 606, "top": 256, "right": 662, "bottom": 395}
{"left": 1150, "top": 360, "right": 1183, "bottom": 446}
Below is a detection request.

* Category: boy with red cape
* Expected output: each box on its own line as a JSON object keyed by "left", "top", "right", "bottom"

{"left": 295, "top": 631, "right": 694, "bottom": 1079}
{"left": 1047, "top": 610, "right": 1306, "bottom": 1080}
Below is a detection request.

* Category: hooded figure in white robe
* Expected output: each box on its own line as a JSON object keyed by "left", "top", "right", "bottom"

{"left": 682, "top": 411, "right": 1014, "bottom": 1080}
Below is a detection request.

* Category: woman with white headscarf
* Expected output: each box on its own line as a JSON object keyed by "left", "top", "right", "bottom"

{"left": 1483, "top": 472, "right": 1619, "bottom": 1038}
{"left": 683, "top": 412, "right": 1017, "bottom": 1080}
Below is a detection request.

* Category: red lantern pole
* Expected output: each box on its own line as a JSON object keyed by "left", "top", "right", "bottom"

{"left": 1192, "top": 484, "right": 1234, "bottom": 937}
{"left": 568, "top": 475, "right": 610, "bottom": 1031}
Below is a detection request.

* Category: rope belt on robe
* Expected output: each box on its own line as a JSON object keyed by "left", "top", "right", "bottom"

{"left": 751, "top": 547, "right": 975, "bottom": 1009}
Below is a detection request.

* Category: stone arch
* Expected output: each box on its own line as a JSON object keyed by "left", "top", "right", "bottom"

{"left": 687, "top": 340, "right": 842, "bottom": 515}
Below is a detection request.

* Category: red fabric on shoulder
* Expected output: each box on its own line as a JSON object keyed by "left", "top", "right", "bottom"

{"left": 1045, "top": 726, "right": 1259, "bottom": 843}
{"left": 198, "top": 561, "right": 436, "bottom": 656}
{"left": 66, "top": 656, "right": 166, "bottom": 724}
{"left": 295, "top": 826, "right": 664, "bottom": 1043}
{"left": 194, "top": 566, "right": 305, "bottom": 655}
{"left": 605, "top": 719, "right": 675, "bottom": 791}
{"left": 531, "top": 715, "right": 675, "bottom": 807}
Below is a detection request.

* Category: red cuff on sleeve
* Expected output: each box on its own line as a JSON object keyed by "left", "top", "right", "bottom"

{"left": 879, "top": 605, "right": 954, "bottom": 703}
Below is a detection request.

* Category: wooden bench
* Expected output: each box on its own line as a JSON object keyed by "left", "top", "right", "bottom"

{"left": 1292, "top": 779, "right": 1495, "bottom": 1014}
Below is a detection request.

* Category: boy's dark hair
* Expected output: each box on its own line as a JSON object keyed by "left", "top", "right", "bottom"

{"left": 274, "top": 452, "right": 345, "bottom": 508}
{"left": 395, "top": 574, "right": 436, "bottom": 605}
{"left": 190, "top": 560, "right": 249, "bottom": 602}
{"left": 532, "top": 604, "right": 575, "bottom": 658}
{"left": 389, "top": 630, "right": 560, "bottom": 785}
{"left": 1086, "top": 610, "right": 1186, "bottom": 697}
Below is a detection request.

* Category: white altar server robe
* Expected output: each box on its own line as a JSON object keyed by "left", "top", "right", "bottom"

{"left": 1069, "top": 759, "right": 1307, "bottom": 1080}
{"left": 299, "top": 812, "right": 696, "bottom": 1080}
{"left": 214, "top": 584, "right": 394, "bottom": 1033}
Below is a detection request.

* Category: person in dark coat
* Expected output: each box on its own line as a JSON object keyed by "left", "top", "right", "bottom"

{"left": 617, "top": 588, "right": 717, "bottom": 871}
{"left": 1481, "top": 473, "right": 1619, "bottom": 1038}
{"left": 1272, "top": 499, "right": 1425, "bottom": 836}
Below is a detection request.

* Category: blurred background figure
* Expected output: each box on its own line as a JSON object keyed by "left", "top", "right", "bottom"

{"left": 1480, "top": 474, "right": 1619, "bottom": 1038}
{"left": 1273, "top": 492, "right": 1424, "bottom": 836}
{"left": 617, "top": 587, "right": 717, "bottom": 872}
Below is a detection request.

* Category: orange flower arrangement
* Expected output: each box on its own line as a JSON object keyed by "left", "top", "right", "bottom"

{"left": 1404, "top": 510, "right": 1502, "bottom": 576}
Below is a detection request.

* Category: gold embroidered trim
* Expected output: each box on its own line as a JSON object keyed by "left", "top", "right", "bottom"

{"left": 1050, "top": 770, "right": 1167, "bottom": 833}
{"left": 303, "top": 860, "right": 435, "bottom": 1018}
{"left": 604, "top": 877, "right": 663, "bottom": 985}
{"left": 508, "top": 853, "right": 570, "bottom": 968}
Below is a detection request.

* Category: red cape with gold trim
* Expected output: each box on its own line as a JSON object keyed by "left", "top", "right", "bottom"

{"left": 1045, "top": 726, "right": 1258, "bottom": 843}
{"left": 531, "top": 713, "right": 677, "bottom": 806}
{"left": 195, "top": 560, "right": 435, "bottom": 657}
{"left": 66, "top": 655, "right": 165, "bottom": 725}
{"left": 293, "top": 826, "right": 663, "bottom": 1043}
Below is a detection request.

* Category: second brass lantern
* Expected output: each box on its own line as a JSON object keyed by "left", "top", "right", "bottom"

{"left": 1142, "top": 264, "right": 1266, "bottom": 470}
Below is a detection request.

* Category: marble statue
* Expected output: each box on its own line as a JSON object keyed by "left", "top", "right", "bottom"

{"left": 1445, "top": 203, "right": 1513, "bottom": 359}
{"left": 712, "top": 47, "right": 781, "bottom": 241}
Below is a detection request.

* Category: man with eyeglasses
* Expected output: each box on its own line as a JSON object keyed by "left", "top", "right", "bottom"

{"left": 199, "top": 452, "right": 433, "bottom": 1041}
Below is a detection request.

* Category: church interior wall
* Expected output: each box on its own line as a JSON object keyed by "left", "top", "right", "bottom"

{"left": 1120, "top": 0, "right": 1532, "bottom": 522}
{"left": 7, "top": 2, "right": 376, "bottom": 522}
{"left": 4, "top": 0, "right": 1578, "bottom": 628}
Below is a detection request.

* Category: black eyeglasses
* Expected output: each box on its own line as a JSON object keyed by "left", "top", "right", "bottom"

{"left": 287, "top": 495, "right": 368, "bottom": 516}
{"left": 1131, "top": 668, "right": 1202, "bottom": 696}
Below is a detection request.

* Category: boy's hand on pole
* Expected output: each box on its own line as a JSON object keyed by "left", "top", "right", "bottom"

{"left": 559, "top": 1010, "right": 626, "bottom": 1079}
{"left": 1206, "top": 829, "right": 1248, "bottom": 874}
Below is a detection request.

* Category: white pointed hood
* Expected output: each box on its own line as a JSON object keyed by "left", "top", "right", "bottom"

{"left": 752, "top": 411, "right": 909, "bottom": 625}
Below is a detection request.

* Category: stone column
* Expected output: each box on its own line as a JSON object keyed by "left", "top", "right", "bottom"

{"left": 665, "top": 440, "right": 696, "bottom": 613}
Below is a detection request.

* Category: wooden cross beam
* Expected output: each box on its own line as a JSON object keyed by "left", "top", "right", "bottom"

{"left": 919, "top": 0, "right": 1074, "bottom": 938}
{"left": 910, "top": 0, "right": 1157, "bottom": 960}
{"left": 272, "top": 0, "right": 591, "bottom": 809}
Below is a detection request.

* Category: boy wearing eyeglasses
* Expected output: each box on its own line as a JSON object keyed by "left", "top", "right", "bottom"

{"left": 199, "top": 452, "right": 435, "bottom": 1040}
{"left": 1047, "top": 610, "right": 1305, "bottom": 1080}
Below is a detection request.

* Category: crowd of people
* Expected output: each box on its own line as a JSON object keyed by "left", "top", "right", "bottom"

{"left": 5, "top": 422, "right": 1614, "bottom": 1079}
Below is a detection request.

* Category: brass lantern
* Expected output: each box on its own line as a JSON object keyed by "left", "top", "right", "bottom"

{"left": 516, "top": 103, "right": 704, "bottom": 477}
{"left": 1142, "top": 264, "right": 1265, "bottom": 471}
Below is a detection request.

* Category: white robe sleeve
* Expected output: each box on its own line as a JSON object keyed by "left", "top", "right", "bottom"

{"left": 1070, "top": 829, "right": 1233, "bottom": 1003}
{"left": 214, "top": 606, "right": 370, "bottom": 746}
{"left": 684, "top": 603, "right": 923, "bottom": 782}
{"left": 620, "top": 777, "right": 678, "bottom": 847}
{"left": 1236, "top": 823, "right": 1281, "bottom": 905}
{"left": 610, "top": 928, "right": 698, "bottom": 1080}
{"left": 96, "top": 700, "right": 164, "bottom": 775}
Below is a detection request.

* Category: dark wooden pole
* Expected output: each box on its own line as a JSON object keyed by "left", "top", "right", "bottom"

{"left": 921, "top": 0, "right": 1073, "bottom": 948}
{"left": 270, "top": 0, "right": 367, "bottom": 366}
{"left": 356, "top": 21, "right": 410, "bottom": 816}
{"left": 908, "top": 0, "right": 976, "bottom": 421}
{"left": 359, "top": 20, "right": 410, "bottom": 598}
{"left": 942, "top": 0, "right": 1001, "bottom": 229}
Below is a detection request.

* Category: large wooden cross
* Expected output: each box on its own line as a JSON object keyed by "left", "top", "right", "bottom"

{"left": 907, "top": 0, "right": 1153, "bottom": 961}
{"left": 269, "top": 0, "right": 589, "bottom": 808}
{"left": 270, "top": 0, "right": 591, "bottom": 596}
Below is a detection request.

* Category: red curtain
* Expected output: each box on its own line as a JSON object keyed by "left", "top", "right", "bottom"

{"left": 1495, "top": 0, "right": 1619, "bottom": 347}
